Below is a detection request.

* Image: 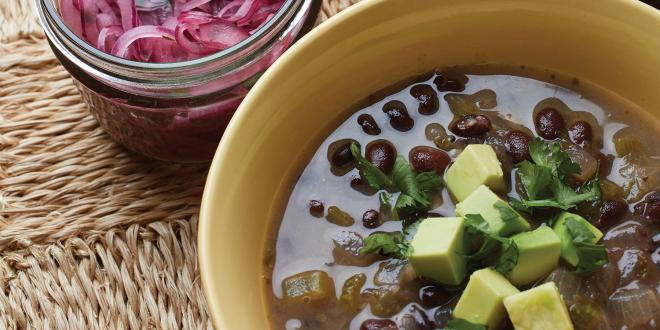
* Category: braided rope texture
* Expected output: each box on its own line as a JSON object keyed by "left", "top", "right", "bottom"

{"left": 0, "top": 0, "right": 359, "bottom": 328}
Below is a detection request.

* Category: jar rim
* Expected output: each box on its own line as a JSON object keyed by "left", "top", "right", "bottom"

{"left": 37, "top": 0, "right": 300, "bottom": 72}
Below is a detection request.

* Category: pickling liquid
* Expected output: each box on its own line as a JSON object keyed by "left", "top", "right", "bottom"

{"left": 263, "top": 65, "right": 660, "bottom": 330}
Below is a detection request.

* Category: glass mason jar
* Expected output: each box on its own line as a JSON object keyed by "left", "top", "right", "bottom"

{"left": 36, "top": 0, "right": 318, "bottom": 162}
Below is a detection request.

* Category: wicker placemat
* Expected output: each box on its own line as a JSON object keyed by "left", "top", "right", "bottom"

{"left": 0, "top": 0, "right": 358, "bottom": 328}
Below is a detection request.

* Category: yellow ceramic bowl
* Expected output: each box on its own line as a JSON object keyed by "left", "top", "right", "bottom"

{"left": 199, "top": 0, "right": 660, "bottom": 328}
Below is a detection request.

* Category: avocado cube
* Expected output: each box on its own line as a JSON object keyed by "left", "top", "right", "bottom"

{"left": 453, "top": 268, "right": 520, "bottom": 329}
{"left": 444, "top": 144, "right": 506, "bottom": 202}
{"left": 508, "top": 226, "right": 561, "bottom": 286}
{"left": 553, "top": 212, "right": 603, "bottom": 266}
{"left": 410, "top": 217, "right": 466, "bottom": 285}
{"left": 503, "top": 282, "right": 573, "bottom": 330}
{"left": 455, "top": 185, "right": 530, "bottom": 236}
{"left": 282, "top": 270, "right": 336, "bottom": 305}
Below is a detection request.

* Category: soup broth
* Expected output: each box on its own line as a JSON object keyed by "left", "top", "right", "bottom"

{"left": 263, "top": 66, "right": 660, "bottom": 330}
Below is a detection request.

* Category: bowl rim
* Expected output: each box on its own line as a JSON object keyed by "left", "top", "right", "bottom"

{"left": 198, "top": 0, "right": 660, "bottom": 328}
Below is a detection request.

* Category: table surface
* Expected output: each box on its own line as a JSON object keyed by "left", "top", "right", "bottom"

{"left": 0, "top": 0, "right": 358, "bottom": 328}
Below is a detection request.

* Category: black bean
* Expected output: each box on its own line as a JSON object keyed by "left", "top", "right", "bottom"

{"left": 366, "top": 140, "right": 397, "bottom": 174}
{"left": 362, "top": 210, "right": 381, "bottom": 229}
{"left": 309, "top": 200, "right": 324, "bottom": 217}
{"left": 504, "top": 130, "right": 532, "bottom": 163}
{"left": 433, "top": 73, "right": 468, "bottom": 92}
{"left": 358, "top": 114, "right": 381, "bottom": 135}
{"left": 568, "top": 120, "right": 593, "bottom": 145}
{"left": 408, "top": 146, "right": 451, "bottom": 174}
{"left": 596, "top": 200, "right": 627, "bottom": 229}
{"left": 634, "top": 191, "right": 660, "bottom": 224}
{"left": 327, "top": 139, "right": 358, "bottom": 168}
{"left": 410, "top": 84, "right": 439, "bottom": 115}
{"left": 420, "top": 286, "right": 448, "bottom": 308}
{"left": 535, "top": 107, "right": 565, "bottom": 140}
{"left": 360, "top": 319, "right": 398, "bottom": 330}
{"left": 382, "top": 101, "right": 414, "bottom": 132}
{"left": 449, "top": 115, "right": 491, "bottom": 137}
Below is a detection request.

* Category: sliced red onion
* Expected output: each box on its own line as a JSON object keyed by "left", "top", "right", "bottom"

{"left": 198, "top": 21, "right": 249, "bottom": 49}
{"left": 179, "top": 0, "right": 212, "bottom": 12}
{"left": 117, "top": 0, "right": 139, "bottom": 31}
{"left": 111, "top": 25, "right": 175, "bottom": 58}
{"left": 58, "top": 0, "right": 284, "bottom": 62}
{"left": 96, "top": 13, "right": 117, "bottom": 30}
{"left": 97, "top": 25, "right": 123, "bottom": 52}
{"left": 59, "top": 0, "right": 83, "bottom": 36}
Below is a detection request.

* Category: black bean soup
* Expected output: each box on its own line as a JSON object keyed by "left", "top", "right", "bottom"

{"left": 262, "top": 65, "right": 660, "bottom": 330}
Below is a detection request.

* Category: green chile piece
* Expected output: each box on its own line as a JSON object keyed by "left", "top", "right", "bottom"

{"left": 326, "top": 206, "right": 355, "bottom": 226}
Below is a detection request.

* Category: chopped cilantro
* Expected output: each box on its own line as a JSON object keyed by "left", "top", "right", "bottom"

{"left": 392, "top": 156, "right": 430, "bottom": 207}
{"left": 516, "top": 160, "right": 552, "bottom": 200}
{"left": 528, "top": 138, "right": 581, "bottom": 179}
{"left": 359, "top": 232, "right": 412, "bottom": 259}
{"left": 351, "top": 143, "right": 443, "bottom": 220}
{"left": 379, "top": 191, "right": 392, "bottom": 210}
{"left": 565, "top": 217, "right": 608, "bottom": 273}
{"left": 515, "top": 138, "right": 601, "bottom": 212}
{"left": 416, "top": 171, "right": 444, "bottom": 191}
{"left": 350, "top": 142, "right": 393, "bottom": 190}
{"left": 446, "top": 318, "right": 487, "bottom": 330}
{"left": 494, "top": 200, "right": 523, "bottom": 235}
{"left": 495, "top": 239, "right": 519, "bottom": 275}
{"left": 462, "top": 214, "right": 519, "bottom": 275}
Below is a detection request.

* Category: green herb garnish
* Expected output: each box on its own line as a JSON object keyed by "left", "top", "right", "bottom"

{"left": 463, "top": 214, "right": 519, "bottom": 275}
{"left": 513, "top": 138, "right": 601, "bottom": 212}
{"left": 350, "top": 142, "right": 443, "bottom": 219}
{"left": 358, "top": 232, "right": 412, "bottom": 259}
{"left": 350, "top": 143, "right": 393, "bottom": 190}
{"left": 565, "top": 217, "right": 608, "bottom": 273}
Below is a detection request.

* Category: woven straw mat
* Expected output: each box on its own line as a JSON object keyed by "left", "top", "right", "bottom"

{"left": 0, "top": 0, "right": 359, "bottom": 328}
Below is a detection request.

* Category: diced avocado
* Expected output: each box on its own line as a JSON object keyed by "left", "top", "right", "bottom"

{"left": 503, "top": 282, "right": 574, "bottom": 330}
{"left": 553, "top": 212, "right": 603, "bottom": 266}
{"left": 455, "top": 185, "right": 530, "bottom": 236}
{"left": 282, "top": 270, "right": 336, "bottom": 305}
{"left": 508, "top": 226, "right": 561, "bottom": 286}
{"left": 444, "top": 144, "right": 506, "bottom": 201}
{"left": 453, "top": 268, "right": 520, "bottom": 329}
{"left": 410, "top": 217, "right": 466, "bottom": 285}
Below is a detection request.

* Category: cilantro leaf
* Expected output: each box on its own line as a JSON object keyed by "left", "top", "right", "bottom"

{"left": 359, "top": 232, "right": 411, "bottom": 259}
{"left": 528, "top": 138, "right": 581, "bottom": 179}
{"left": 379, "top": 192, "right": 392, "bottom": 210}
{"left": 573, "top": 242, "right": 608, "bottom": 273}
{"left": 515, "top": 139, "right": 601, "bottom": 212}
{"left": 416, "top": 171, "right": 444, "bottom": 191}
{"left": 565, "top": 217, "right": 596, "bottom": 242}
{"left": 551, "top": 178, "right": 601, "bottom": 207}
{"left": 463, "top": 214, "right": 491, "bottom": 235}
{"left": 517, "top": 160, "right": 552, "bottom": 200}
{"left": 446, "top": 318, "right": 487, "bottom": 330}
{"left": 392, "top": 156, "right": 429, "bottom": 206}
{"left": 394, "top": 194, "right": 418, "bottom": 219}
{"left": 495, "top": 239, "right": 519, "bottom": 275}
{"left": 462, "top": 214, "right": 519, "bottom": 275}
{"left": 350, "top": 142, "right": 392, "bottom": 190}
{"left": 494, "top": 200, "right": 525, "bottom": 235}
{"left": 565, "top": 217, "right": 608, "bottom": 273}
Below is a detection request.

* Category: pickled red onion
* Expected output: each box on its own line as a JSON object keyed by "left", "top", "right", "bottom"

{"left": 57, "top": 0, "right": 285, "bottom": 63}
{"left": 111, "top": 25, "right": 175, "bottom": 57}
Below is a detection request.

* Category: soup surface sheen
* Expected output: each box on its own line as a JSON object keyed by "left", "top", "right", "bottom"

{"left": 263, "top": 67, "right": 660, "bottom": 330}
